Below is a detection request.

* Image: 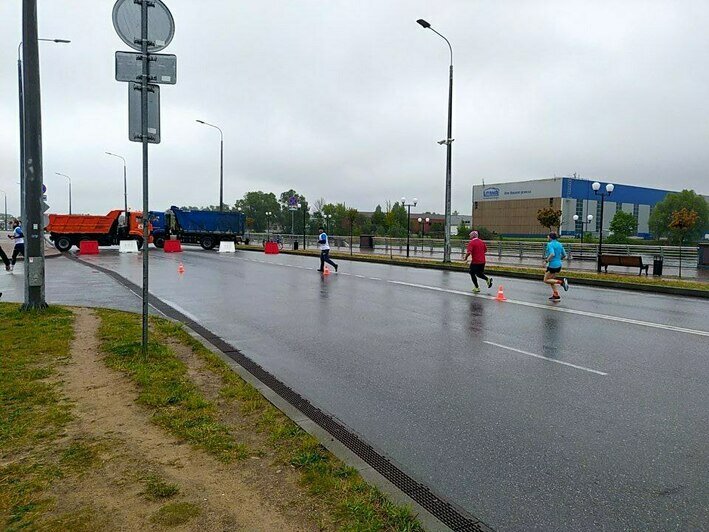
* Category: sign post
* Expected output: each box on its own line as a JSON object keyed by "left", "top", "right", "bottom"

{"left": 112, "top": 0, "right": 175, "bottom": 353}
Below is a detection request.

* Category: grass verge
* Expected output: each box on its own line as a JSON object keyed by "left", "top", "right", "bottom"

{"left": 0, "top": 303, "right": 77, "bottom": 530}
{"left": 149, "top": 316, "right": 424, "bottom": 530}
{"left": 96, "top": 309, "right": 249, "bottom": 462}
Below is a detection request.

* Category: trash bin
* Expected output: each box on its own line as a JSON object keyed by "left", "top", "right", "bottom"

{"left": 293, "top": 240, "right": 299, "bottom": 250}
{"left": 652, "top": 255, "right": 663, "bottom": 276}
{"left": 360, "top": 235, "right": 374, "bottom": 250}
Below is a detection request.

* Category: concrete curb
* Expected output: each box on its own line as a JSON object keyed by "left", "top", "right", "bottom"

{"left": 237, "top": 246, "right": 709, "bottom": 299}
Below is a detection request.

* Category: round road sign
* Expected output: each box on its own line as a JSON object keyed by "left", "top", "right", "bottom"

{"left": 112, "top": 0, "right": 175, "bottom": 53}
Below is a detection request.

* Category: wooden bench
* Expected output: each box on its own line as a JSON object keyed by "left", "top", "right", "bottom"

{"left": 600, "top": 254, "right": 649, "bottom": 275}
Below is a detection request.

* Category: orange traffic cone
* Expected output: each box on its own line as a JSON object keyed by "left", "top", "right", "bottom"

{"left": 495, "top": 285, "right": 507, "bottom": 301}
{"left": 323, "top": 265, "right": 331, "bottom": 276}
{"left": 177, "top": 262, "right": 185, "bottom": 275}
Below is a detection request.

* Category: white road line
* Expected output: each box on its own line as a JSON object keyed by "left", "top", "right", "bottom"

{"left": 388, "top": 280, "right": 709, "bottom": 338}
{"left": 483, "top": 341, "right": 608, "bottom": 376}
{"left": 236, "top": 256, "right": 709, "bottom": 338}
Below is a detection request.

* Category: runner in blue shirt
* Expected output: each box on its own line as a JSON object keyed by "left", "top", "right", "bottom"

{"left": 317, "top": 227, "right": 338, "bottom": 273}
{"left": 543, "top": 232, "right": 569, "bottom": 301}
{"left": 8, "top": 220, "right": 24, "bottom": 272}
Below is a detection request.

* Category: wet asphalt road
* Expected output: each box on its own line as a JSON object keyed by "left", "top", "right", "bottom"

{"left": 2, "top": 250, "right": 707, "bottom": 531}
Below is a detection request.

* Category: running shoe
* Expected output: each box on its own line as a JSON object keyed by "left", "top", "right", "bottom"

{"left": 334, "top": 264, "right": 338, "bottom": 272}
{"left": 487, "top": 277, "right": 493, "bottom": 288}
{"left": 548, "top": 294, "right": 561, "bottom": 301}
{"left": 562, "top": 278, "right": 569, "bottom": 292}
{"left": 472, "top": 287, "right": 481, "bottom": 293}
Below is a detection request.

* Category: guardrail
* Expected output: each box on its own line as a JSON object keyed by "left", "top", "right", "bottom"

{"left": 246, "top": 233, "right": 699, "bottom": 268}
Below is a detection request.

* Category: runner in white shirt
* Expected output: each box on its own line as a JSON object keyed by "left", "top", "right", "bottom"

{"left": 8, "top": 220, "right": 24, "bottom": 272}
{"left": 317, "top": 226, "right": 338, "bottom": 273}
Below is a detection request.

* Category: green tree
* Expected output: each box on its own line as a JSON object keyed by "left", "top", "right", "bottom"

{"left": 669, "top": 208, "right": 700, "bottom": 277}
{"left": 456, "top": 221, "right": 470, "bottom": 238}
{"left": 371, "top": 205, "right": 386, "bottom": 229}
{"left": 536, "top": 207, "right": 562, "bottom": 232}
{"left": 608, "top": 210, "right": 638, "bottom": 243}
{"left": 649, "top": 190, "right": 708, "bottom": 243}
{"left": 234, "top": 191, "right": 279, "bottom": 232}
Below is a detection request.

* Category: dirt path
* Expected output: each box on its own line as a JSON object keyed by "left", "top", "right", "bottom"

{"left": 49, "top": 308, "right": 307, "bottom": 530}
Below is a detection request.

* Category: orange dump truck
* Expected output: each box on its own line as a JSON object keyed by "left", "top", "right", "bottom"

{"left": 46, "top": 210, "right": 149, "bottom": 252}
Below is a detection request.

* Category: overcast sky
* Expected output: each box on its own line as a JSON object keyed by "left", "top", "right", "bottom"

{"left": 1, "top": 0, "right": 708, "bottom": 216}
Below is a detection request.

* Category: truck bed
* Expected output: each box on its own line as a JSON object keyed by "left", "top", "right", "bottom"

{"left": 47, "top": 210, "right": 122, "bottom": 234}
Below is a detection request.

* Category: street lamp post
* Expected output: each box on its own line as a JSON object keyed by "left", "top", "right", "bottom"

{"left": 401, "top": 197, "right": 417, "bottom": 258}
{"left": 17, "top": 38, "right": 70, "bottom": 227}
{"left": 298, "top": 203, "right": 307, "bottom": 249}
{"left": 55, "top": 172, "right": 71, "bottom": 214}
{"left": 417, "top": 19, "right": 454, "bottom": 263}
{"left": 324, "top": 213, "right": 332, "bottom": 233}
{"left": 195, "top": 120, "right": 224, "bottom": 212}
{"left": 592, "top": 182, "right": 614, "bottom": 273}
{"left": 265, "top": 211, "right": 272, "bottom": 241}
{"left": 572, "top": 213, "right": 594, "bottom": 244}
{"left": 105, "top": 152, "right": 128, "bottom": 218}
{"left": 0, "top": 190, "right": 7, "bottom": 230}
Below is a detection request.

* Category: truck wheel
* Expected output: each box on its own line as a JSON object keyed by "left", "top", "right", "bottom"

{"left": 154, "top": 237, "right": 165, "bottom": 249}
{"left": 55, "top": 236, "right": 72, "bottom": 252}
{"left": 200, "top": 236, "right": 215, "bottom": 250}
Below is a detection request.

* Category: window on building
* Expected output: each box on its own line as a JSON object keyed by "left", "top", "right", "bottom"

{"left": 549, "top": 197, "right": 554, "bottom": 206}
{"left": 474, "top": 201, "right": 478, "bottom": 210}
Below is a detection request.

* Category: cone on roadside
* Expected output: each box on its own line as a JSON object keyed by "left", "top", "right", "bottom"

{"left": 177, "top": 262, "right": 185, "bottom": 275}
{"left": 323, "top": 265, "right": 331, "bottom": 276}
{"left": 495, "top": 285, "right": 507, "bottom": 301}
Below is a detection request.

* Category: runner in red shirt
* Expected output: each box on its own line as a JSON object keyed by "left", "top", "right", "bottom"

{"left": 464, "top": 231, "right": 493, "bottom": 293}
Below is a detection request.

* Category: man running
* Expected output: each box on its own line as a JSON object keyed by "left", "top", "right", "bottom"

{"left": 317, "top": 226, "right": 338, "bottom": 273}
{"left": 544, "top": 232, "right": 569, "bottom": 300}
{"left": 8, "top": 220, "right": 24, "bottom": 272}
{"left": 464, "top": 230, "right": 492, "bottom": 293}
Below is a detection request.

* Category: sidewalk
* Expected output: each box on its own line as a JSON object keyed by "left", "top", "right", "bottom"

{"left": 0, "top": 238, "right": 59, "bottom": 261}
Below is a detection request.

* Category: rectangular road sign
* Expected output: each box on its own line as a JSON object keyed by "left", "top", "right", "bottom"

{"left": 128, "top": 82, "right": 161, "bottom": 144}
{"left": 115, "top": 51, "right": 177, "bottom": 84}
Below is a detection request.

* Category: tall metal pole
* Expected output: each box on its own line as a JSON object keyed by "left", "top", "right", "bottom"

{"left": 444, "top": 62, "right": 453, "bottom": 263}
{"left": 21, "top": 0, "right": 47, "bottom": 309}
{"left": 105, "top": 152, "right": 128, "bottom": 218}
{"left": 406, "top": 205, "right": 411, "bottom": 258}
{"left": 219, "top": 135, "right": 224, "bottom": 212}
{"left": 17, "top": 50, "right": 25, "bottom": 231}
{"left": 302, "top": 206, "right": 306, "bottom": 249}
{"left": 140, "top": 0, "right": 150, "bottom": 352}
{"left": 0, "top": 190, "right": 7, "bottom": 230}
{"left": 417, "top": 19, "right": 454, "bottom": 263}
{"left": 596, "top": 194, "right": 605, "bottom": 273}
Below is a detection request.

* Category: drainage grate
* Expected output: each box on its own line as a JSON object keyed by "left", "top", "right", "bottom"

{"left": 72, "top": 256, "right": 493, "bottom": 531}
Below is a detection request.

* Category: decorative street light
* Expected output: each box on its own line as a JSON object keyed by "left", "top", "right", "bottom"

{"left": 592, "top": 181, "right": 614, "bottom": 272}
{"left": 0, "top": 189, "right": 7, "bottom": 230}
{"left": 572, "top": 213, "right": 594, "bottom": 244}
{"left": 298, "top": 202, "right": 307, "bottom": 249}
{"left": 55, "top": 172, "right": 71, "bottom": 214}
{"left": 195, "top": 119, "right": 224, "bottom": 212}
{"left": 324, "top": 213, "right": 332, "bottom": 233}
{"left": 105, "top": 152, "right": 128, "bottom": 218}
{"left": 417, "top": 18, "right": 454, "bottom": 263}
{"left": 265, "top": 211, "right": 272, "bottom": 241}
{"left": 401, "top": 196, "right": 418, "bottom": 258}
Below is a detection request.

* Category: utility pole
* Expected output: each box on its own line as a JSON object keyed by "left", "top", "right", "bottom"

{"left": 21, "top": 0, "right": 47, "bottom": 310}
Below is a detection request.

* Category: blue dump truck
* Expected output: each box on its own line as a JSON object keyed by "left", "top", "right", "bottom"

{"left": 150, "top": 206, "right": 247, "bottom": 249}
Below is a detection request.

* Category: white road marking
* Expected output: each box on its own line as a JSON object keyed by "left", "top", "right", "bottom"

{"left": 388, "top": 280, "right": 709, "bottom": 338}
{"left": 160, "top": 299, "right": 199, "bottom": 322}
{"left": 483, "top": 341, "right": 608, "bottom": 376}
{"left": 235, "top": 255, "right": 709, "bottom": 338}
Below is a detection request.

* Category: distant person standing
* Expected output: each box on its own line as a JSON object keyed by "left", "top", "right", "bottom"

{"left": 464, "top": 230, "right": 492, "bottom": 293}
{"left": 8, "top": 220, "right": 24, "bottom": 272}
{"left": 544, "top": 232, "right": 569, "bottom": 301}
{"left": 317, "top": 226, "right": 338, "bottom": 273}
